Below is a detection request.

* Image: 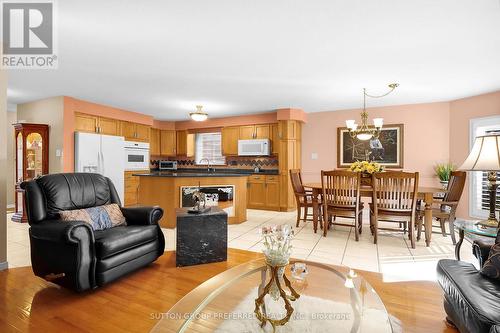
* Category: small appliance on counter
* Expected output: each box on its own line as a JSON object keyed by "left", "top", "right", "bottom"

{"left": 159, "top": 160, "right": 178, "bottom": 170}
{"left": 238, "top": 139, "right": 270, "bottom": 156}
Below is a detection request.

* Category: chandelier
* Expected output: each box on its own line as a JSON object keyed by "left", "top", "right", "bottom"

{"left": 189, "top": 105, "right": 208, "bottom": 121}
{"left": 346, "top": 83, "right": 399, "bottom": 141}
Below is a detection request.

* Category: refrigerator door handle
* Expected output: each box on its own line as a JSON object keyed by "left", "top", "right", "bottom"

{"left": 101, "top": 149, "right": 105, "bottom": 175}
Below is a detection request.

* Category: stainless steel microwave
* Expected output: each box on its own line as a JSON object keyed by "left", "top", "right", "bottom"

{"left": 159, "top": 160, "right": 177, "bottom": 170}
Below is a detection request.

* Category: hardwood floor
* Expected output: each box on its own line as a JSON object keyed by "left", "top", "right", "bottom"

{"left": 0, "top": 249, "right": 457, "bottom": 333}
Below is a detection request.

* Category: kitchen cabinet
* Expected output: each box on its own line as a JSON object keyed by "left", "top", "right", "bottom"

{"left": 176, "top": 130, "right": 194, "bottom": 156}
{"left": 98, "top": 117, "right": 120, "bottom": 136}
{"left": 160, "top": 130, "right": 176, "bottom": 156}
{"left": 239, "top": 125, "right": 255, "bottom": 140}
{"left": 150, "top": 128, "right": 161, "bottom": 156}
{"left": 222, "top": 126, "right": 239, "bottom": 155}
{"left": 124, "top": 170, "right": 149, "bottom": 207}
{"left": 247, "top": 175, "right": 266, "bottom": 209}
{"left": 271, "top": 123, "right": 280, "bottom": 155}
{"left": 121, "top": 121, "right": 150, "bottom": 142}
{"left": 239, "top": 124, "right": 271, "bottom": 140}
{"left": 75, "top": 113, "right": 99, "bottom": 133}
{"left": 247, "top": 175, "right": 280, "bottom": 211}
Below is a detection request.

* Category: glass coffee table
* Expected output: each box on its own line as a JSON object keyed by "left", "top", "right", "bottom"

{"left": 454, "top": 219, "right": 497, "bottom": 260}
{"left": 151, "top": 258, "right": 393, "bottom": 333}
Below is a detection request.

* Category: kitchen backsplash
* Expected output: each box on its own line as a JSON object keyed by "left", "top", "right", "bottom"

{"left": 150, "top": 155, "right": 279, "bottom": 170}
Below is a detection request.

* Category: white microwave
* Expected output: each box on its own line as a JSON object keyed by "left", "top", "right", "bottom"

{"left": 124, "top": 141, "right": 150, "bottom": 170}
{"left": 238, "top": 139, "right": 271, "bottom": 156}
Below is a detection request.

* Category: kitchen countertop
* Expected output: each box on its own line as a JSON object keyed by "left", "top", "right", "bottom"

{"left": 134, "top": 168, "right": 279, "bottom": 178}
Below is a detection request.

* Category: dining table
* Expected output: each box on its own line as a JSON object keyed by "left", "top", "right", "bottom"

{"left": 303, "top": 183, "right": 445, "bottom": 247}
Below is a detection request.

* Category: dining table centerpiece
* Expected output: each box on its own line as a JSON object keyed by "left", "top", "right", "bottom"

{"left": 434, "top": 163, "right": 455, "bottom": 190}
{"left": 254, "top": 224, "right": 300, "bottom": 332}
{"left": 349, "top": 160, "right": 384, "bottom": 186}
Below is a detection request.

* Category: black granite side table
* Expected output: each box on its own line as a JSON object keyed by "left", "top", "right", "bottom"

{"left": 175, "top": 207, "right": 228, "bottom": 267}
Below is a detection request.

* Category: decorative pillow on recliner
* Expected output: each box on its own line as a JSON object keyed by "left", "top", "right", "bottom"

{"left": 59, "top": 204, "right": 126, "bottom": 231}
{"left": 480, "top": 243, "right": 500, "bottom": 279}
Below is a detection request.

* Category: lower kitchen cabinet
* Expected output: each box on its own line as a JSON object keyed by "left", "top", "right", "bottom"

{"left": 247, "top": 175, "right": 280, "bottom": 211}
{"left": 124, "top": 170, "right": 149, "bottom": 206}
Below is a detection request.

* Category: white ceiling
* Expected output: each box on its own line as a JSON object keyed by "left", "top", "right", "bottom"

{"left": 7, "top": 0, "right": 500, "bottom": 120}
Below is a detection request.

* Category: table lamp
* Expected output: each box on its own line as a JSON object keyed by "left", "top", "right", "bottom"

{"left": 459, "top": 134, "right": 500, "bottom": 228}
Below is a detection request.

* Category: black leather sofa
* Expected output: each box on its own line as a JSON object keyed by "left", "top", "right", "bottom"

{"left": 21, "top": 173, "right": 165, "bottom": 292}
{"left": 437, "top": 233, "right": 500, "bottom": 333}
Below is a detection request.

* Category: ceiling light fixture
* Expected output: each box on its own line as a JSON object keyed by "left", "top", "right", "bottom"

{"left": 189, "top": 105, "right": 208, "bottom": 122}
{"left": 346, "top": 83, "right": 399, "bottom": 141}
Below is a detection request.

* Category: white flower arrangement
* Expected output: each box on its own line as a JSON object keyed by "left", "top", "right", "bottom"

{"left": 260, "top": 224, "right": 294, "bottom": 266}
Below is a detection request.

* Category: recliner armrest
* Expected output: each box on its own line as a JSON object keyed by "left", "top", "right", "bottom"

{"left": 121, "top": 206, "right": 163, "bottom": 226}
{"left": 491, "top": 325, "right": 500, "bottom": 333}
{"left": 473, "top": 239, "right": 494, "bottom": 268}
{"left": 30, "top": 219, "right": 95, "bottom": 244}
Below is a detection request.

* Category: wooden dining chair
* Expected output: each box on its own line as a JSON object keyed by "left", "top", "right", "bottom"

{"left": 416, "top": 171, "right": 466, "bottom": 245}
{"left": 370, "top": 171, "right": 419, "bottom": 248}
{"left": 321, "top": 170, "right": 363, "bottom": 240}
{"left": 290, "top": 169, "right": 317, "bottom": 227}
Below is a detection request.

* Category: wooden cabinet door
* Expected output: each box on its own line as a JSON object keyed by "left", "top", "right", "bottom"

{"left": 265, "top": 176, "right": 280, "bottom": 210}
{"left": 176, "top": 130, "right": 187, "bottom": 155}
{"left": 239, "top": 125, "right": 255, "bottom": 140}
{"left": 160, "top": 130, "right": 176, "bottom": 156}
{"left": 222, "top": 126, "right": 239, "bottom": 155}
{"left": 247, "top": 179, "right": 266, "bottom": 209}
{"left": 271, "top": 123, "right": 279, "bottom": 155}
{"left": 150, "top": 128, "right": 161, "bottom": 156}
{"left": 186, "top": 133, "right": 195, "bottom": 157}
{"left": 98, "top": 117, "right": 120, "bottom": 136}
{"left": 75, "top": 113, "right": 98, "bottom": 133}
{"left": 255, "top": 124, "right": 270, "bottom": 139}
{"left": 121, "top": 121, "right": 136, "bottom": 140}
{"left": 135, "top": 124, "right": 150, "bottom": 142}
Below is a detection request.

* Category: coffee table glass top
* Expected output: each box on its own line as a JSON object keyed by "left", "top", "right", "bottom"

{"left": 151, "top": 258, "right": 393, "bottom": 333}
{"left": 454, "top": 219, "right": 498, "bottom": 237}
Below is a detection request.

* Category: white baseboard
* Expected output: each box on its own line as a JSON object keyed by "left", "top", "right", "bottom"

{"left": 0, "top": 261, "right": 8, "bottom": 271}
{"left": 6, "top": 204, "right": 14, "bottom": 209}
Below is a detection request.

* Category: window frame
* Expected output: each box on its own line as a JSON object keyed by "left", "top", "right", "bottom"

{"left": 194, "top": 132, "right": 226, "bottom": 166}
{"left": 469, "top": 115, "right": 500, "bottom": 219}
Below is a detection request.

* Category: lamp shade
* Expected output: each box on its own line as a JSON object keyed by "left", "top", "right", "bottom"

{"left": 459, "top": 134, "right": 500, "bottom": 171}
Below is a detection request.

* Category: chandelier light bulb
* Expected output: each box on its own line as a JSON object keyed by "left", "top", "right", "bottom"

{"left": 373, "top": 118, "right": 384, "bottom": 128}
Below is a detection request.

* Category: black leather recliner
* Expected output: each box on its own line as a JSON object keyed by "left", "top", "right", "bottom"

{"left": 21, "top": 173, "right": 165, "bottom": 292}
{"left": 437, "top": 232, "right": 500, "bottom": 333}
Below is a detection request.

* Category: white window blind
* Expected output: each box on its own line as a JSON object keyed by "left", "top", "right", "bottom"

{"left": 469, "top": 116, "right": 500, "bottom": 218}
{"left": 195, "top": 132, "right": 226, "bottom": 165}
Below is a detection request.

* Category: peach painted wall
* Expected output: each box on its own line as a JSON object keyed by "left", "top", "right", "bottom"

{"left": 174, "top": 112, "right": 278, "bottom": 131}
{"left": 302, "top": 102, "right": 451, "bottom": 189}
{"left": 449, "top": 91, "right": 500, "bottom": 219}
{"left": 63, "top": 97, "right": 155, "bottom": 172}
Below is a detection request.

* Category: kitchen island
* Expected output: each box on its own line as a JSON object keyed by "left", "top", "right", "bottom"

{"left": 134, "top": 171, "right": 250, "bottom": 228}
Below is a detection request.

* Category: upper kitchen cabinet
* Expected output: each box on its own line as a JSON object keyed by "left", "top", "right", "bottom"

{"left": 255, "top": 124, "right": 270, "bottom": 139}
{"left": 239, "top": 124, "right": 271, "bottom": 140}
{"left": 160, "top": 130, "right": 176, "bottom": 156}
{"left": 222, "top": 126, "right": 239, "bottom": 155}
{"left": 271, "top": 123, "right": 280, "bottom": 155}
{"left": 278, "top": 120, "right": 300, "bottom": 140}
{"left": 98, "top": 117, "right": 120, "bottom": 136}
{"left": 74, "top": 113, "right": 120, "bottom": 135}
{"left": 75, "top": 113, "right": 99, "bottom": 133}
{"left": 120, "top": 121, "right": 150, "bottom": 142}
{"left": 150, "top": 128, "right": 161, "bottom": 156}
{"left": 239, "top": 125, "right": 255, "bottom": 140}
{"left": 176, "top": 130, "right": 195, "bottom": 157}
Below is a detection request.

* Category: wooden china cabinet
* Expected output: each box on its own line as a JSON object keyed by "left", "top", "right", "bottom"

{"left": 12, "top": 123, "right": 49, "bottom": 223}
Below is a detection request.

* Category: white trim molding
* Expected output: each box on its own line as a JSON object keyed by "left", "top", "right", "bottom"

{"left": 0, "top": 261, "right": 8, "bottom": 271}
{"left": 468, "top": 115, "right": 500, "bottom": 219}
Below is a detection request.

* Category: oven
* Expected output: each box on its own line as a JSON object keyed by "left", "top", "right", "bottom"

{"left": 124, "top": 141, "right": 150, "bottom": 170}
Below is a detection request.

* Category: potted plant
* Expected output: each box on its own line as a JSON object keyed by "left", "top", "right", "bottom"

{"left": 435, "top": 163, "right": 455, "bottom": 189}
{"left": 349, "top": 160, "right": 384, "bottom": 186}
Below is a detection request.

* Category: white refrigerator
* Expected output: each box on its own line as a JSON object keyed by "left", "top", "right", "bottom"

{"left": 74, "top": 132, "right": 125, "bottom": 204}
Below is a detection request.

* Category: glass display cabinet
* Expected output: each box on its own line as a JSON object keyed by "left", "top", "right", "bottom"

{"left": 12, "top": 123, "right": 49, "bottom": 223}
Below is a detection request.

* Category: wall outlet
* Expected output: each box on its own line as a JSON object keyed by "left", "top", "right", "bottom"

{"left": 311, "top": 153, "right": 318, "bottom": 160}
{"left": 56, "top": 149, "right": 62, "bottom": 157}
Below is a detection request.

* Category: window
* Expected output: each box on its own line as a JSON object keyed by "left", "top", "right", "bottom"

{"left": 195, "top": 132, "right": 226, "bottom": 165}
{"left": 469, "top": 116, "right": 500, "bottom": 218}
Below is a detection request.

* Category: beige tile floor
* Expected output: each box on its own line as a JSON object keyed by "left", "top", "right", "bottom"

{"left": 7, "top": 210, "right": 477, "bottom": 282}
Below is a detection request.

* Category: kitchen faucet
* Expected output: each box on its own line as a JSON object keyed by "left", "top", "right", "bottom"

{"left": 199, "top": 158, "right": 214, "bottom": 172}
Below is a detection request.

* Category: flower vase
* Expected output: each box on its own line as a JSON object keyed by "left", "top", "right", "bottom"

{"left": 360, "top": 173, "right": 372, "bottom": 186}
